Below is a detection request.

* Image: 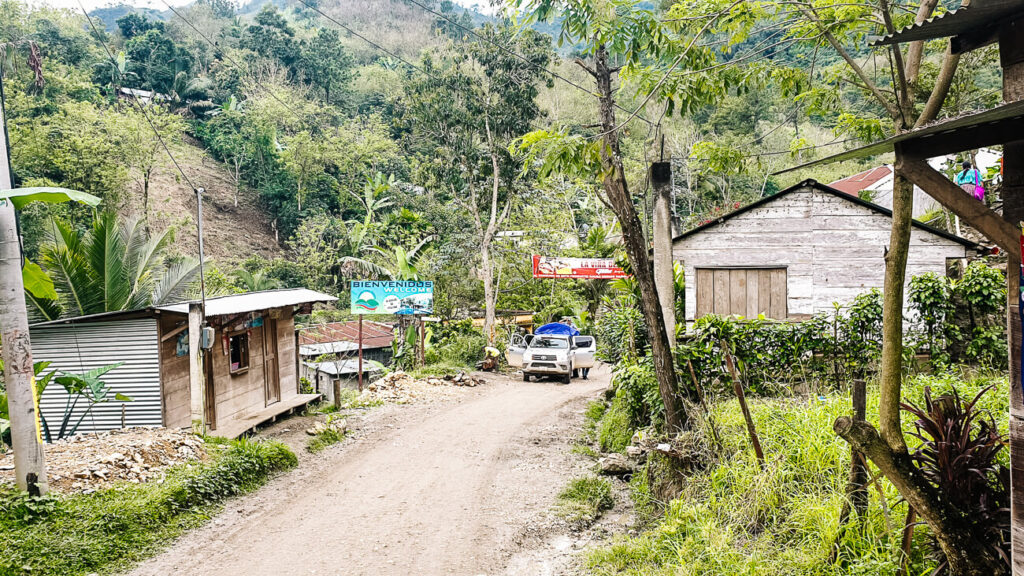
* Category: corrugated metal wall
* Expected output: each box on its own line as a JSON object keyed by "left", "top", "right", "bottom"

{"left": 30, "top": 318, "right": 162, "bottom": 437}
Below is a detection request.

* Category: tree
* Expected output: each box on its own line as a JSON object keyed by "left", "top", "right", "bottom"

{"left": 30, "top": 211, "right": 200, "bottom": 320}
{"left": 297, "top": 27, "right": 354, "bottom": 105}
{"left": 124, "top": 27, "right": 193, "bottom": 95}
{"left": 510, "top": 0, "right": 736, "bottom": 431}
{"left": 404, "top": 24, "right": 552, "bottom": 344}
{"left": 117, "top": 105, "right": 186, "bottom": 226}
{"left": 280, "top": 129, "right": 324, "bottom": 212}
{"left": 199, "top": 106, "right": 249, "bottom": 207}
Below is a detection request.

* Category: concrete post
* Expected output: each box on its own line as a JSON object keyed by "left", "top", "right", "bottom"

{"left": 651, "top": 161, "right": 676, "bottom": 343}
{"left": 188, "top": 302, "right": 205, "bottom": 435}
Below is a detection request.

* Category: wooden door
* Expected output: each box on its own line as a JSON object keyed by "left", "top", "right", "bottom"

{"left": 264, "top": 319, "right": 281, "bottom": 405}
{"left": 695, "top": 268, "right": 787, "bottom": 319}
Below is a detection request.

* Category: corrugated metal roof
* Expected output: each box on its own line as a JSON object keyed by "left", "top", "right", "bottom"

{"left": 299, "top": 320, "right": 395, "bottom": 349}
{"left": 872, "top": 0, "right": 1024, "bottom": 47}
{"left": 305, "top": 360, "right": 384, "bottom": 376}
{"left": 828, "top": 165, "right": 894, "bottom": 195}
{"left": 300, "top": 341, "right": 360, "bottom": 356}
{"left": 31, "top": 318, "right": 162, "bottom": 436}
{"left": 776, "top": 100, "right": 1024, "bottom": 174}
{"left": 157, "top": 288, "right": 337, "bottom": 316}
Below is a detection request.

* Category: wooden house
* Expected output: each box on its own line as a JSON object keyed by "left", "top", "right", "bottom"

{"left": 672, "top": 180, "right": 980, "bottom": 323}
{"left": 30, "top": 288, "right": 335, "bottom": 439}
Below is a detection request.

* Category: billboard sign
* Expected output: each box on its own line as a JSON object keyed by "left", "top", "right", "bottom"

{"left": 531, "top": 255, "right": 630, "bottom": 279}
{"left": 350, "top": 281, "right": 434, "bottom": 315}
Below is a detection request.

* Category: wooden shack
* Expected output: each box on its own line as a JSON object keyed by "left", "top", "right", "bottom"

{"left": 672, "top": 180, "right": 979, "bottom": 323}
{"left": 30, "top": 288, "right": 334, "bottom": 438}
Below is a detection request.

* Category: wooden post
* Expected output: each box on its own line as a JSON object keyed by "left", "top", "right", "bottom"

{"left": 188, "top": 302, "right": 205, "bottom": 435}
{"left": 0, "top": 77, "right": 48, "bottom": 495}
{"left": 721, "top": 340, "right": 765, "bottom": 468}
{"left": 652, "top": 161, "right": 676, "bottom": 343}
{"left": 357, "top": 315, "right": 364, "bottom": 392}
{"left": 1000, "top": 18, "right": 1024, "bottom": 573}
{"left": 687, "top": 359, "right": 722, "bottom": 449}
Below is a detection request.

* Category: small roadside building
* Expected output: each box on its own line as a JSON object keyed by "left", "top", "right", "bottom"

{"left": 304, "top": 359, "right": 384, "bottom": 403}
{"left": 672, "top": 179, "right": 980, "bottom": 323}
{"left": 30, "top": 288, "right": 335, "bottom": 439}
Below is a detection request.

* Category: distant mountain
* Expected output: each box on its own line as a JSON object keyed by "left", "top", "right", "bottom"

{"left": 89, "top": 4, "right": 169, "bottom": 32}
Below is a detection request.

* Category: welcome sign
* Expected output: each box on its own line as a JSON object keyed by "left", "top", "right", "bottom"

{"left": 350, "top": 281, "right": 434, "bottom": 315}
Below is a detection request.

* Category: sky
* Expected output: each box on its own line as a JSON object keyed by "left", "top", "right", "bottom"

{"left": 33, "top": 0, "right": 497, "bottom": 14}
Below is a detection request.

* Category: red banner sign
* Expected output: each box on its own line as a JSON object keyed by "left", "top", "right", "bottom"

{"left": 532, "top": 255, "right": 630, "bottom": 279}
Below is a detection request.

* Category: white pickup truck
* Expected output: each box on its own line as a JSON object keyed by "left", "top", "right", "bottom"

{"left": 506, "top": 332, "right": 596, "bottom": 384}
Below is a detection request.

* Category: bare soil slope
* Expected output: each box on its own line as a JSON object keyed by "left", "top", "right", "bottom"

{"left": 125, "top": 370, "right": 610, "bottom": 576}
{"left": 137, "top": 137, "right": 282, "bottom": 265}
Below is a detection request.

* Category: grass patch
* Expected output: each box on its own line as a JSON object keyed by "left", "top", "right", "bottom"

{"left": 557, "top": 476, "right": 614, "bottom": 530}
{"left": 0, "top": 437, "right": 296, "bottom": 576}
{"left": 585, "top": 371, "right": 1009, "bottom": 576}
{"left": 410, "top": 361, "right": 470, "bottom": 379}
{"left": 306, "top": 416, "right": 347, "bottom": 453}
{"left": 597, "top": 395, "right": 632, "bottom": 454}
{"left": 584, "top": 399, "right": 607, "bottom": 441}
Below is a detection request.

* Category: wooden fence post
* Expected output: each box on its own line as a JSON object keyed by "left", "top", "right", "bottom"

{"left": 721, "top": 340, "right": 765, "bottom": 468}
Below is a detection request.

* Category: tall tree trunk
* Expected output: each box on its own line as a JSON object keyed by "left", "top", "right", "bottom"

{"left": 592, "top": 45, "right": 688, "bottom": 431}
{"left": 481, "top": 240, "right": 496, "bottom": 345}
{"left": 879, "top": 161, "right": 913, "bottom": 453}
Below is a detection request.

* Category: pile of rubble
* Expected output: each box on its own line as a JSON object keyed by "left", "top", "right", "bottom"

{"left": 362, "top": 370, "right": 484, "bottom": 404}
{"left": 0, "top": 427, "right": 206, "bottom": 494}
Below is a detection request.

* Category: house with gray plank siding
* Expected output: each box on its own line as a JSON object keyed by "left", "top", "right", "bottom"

{"left": 672, "top": 180, "right": 980, "bottom": 323}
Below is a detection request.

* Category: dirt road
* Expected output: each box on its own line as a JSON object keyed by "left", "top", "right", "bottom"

{"left": 127, "top": 370, "right": 610, "bottom": 576}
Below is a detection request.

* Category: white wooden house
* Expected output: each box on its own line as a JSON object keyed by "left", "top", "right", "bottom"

{"left": 672, "top": 180, "right": 981, "bottom": 323}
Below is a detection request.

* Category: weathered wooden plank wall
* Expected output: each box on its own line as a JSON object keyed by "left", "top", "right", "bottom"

{"left": 674, "top": 186, "right": 970, "bottom": 322}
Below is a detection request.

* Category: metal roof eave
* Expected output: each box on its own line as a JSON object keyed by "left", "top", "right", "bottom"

{"left": 774, "top": 100, "right": 1024, "bottom": 176}
{"left": 871, "top": 0, "right": 1024, "bottom": 48}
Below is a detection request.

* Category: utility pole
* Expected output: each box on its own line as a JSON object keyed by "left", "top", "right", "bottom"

{"left": 651, "top": 161, "right": 676, "bottom": 343}
{"left": 0, "top": 75, "right": 48, "bottom": 495}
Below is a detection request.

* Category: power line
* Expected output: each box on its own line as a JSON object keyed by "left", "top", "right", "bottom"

{"left": 290, "top": 0, "right": 424, "bottom": 73}
{"left": 77, "top": 0, "right": 197, "bottom": 191}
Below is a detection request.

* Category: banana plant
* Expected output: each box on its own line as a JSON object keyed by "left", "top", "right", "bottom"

{"left": 0, "top": 186, "right": 101, "bottom": 316}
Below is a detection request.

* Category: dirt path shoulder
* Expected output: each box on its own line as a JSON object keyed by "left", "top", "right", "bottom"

{"left": 125, "top": 369, "right": 612, "bottom": 576}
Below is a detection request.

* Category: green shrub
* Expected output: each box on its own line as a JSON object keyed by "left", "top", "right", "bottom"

{"left": 612, "top": 358, "right": 662, "bottom": 428}
{"left": 557, "top": 476, "right": 614, "bottom": 529}
{"left": 0, "top": 438, "right": 296, "bottom": 576}
{"left": 598, "top": 395, "right": 632, "bottom": 454}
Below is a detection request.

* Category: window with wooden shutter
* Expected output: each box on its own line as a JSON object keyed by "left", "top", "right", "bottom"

{"left": 695, "top": 268, "right": 787, "bottom": 319}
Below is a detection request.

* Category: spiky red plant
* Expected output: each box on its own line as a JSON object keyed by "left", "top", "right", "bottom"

{"left": 901, "top": 385, "right": 1010, "bottom": 574}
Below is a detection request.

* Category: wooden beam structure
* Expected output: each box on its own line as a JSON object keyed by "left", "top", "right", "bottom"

{"left": 897, "top": 154, "right": 1020, "bottom": 256}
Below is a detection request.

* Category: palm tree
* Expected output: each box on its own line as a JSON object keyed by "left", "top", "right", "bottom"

{"left": 231, "top": 268, "right": 282, "bottom": 292}
{"left": 30, "top": 211, "right": 200, "bottom": 320}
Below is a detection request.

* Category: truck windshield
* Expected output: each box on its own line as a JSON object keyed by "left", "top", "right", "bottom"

{"left": 531, "top": 338, "right": 568, "bottom": 349}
